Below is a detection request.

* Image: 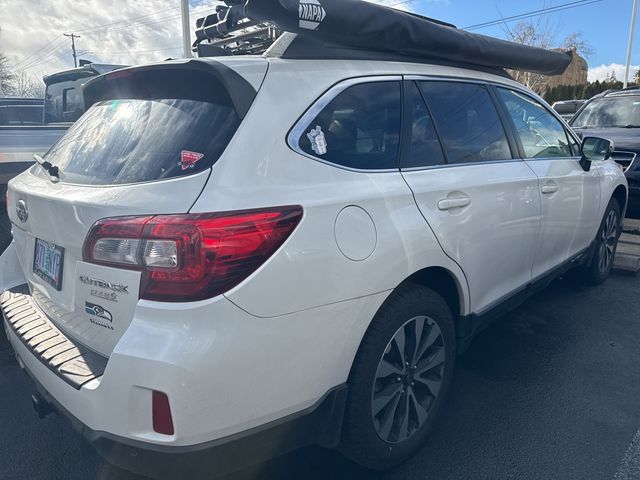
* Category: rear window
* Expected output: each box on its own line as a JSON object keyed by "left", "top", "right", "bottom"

{"left": 39, "top": 96, "right": 240, "bottom": 185}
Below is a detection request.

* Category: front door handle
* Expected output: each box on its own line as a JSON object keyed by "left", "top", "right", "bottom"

{"left": 438, "top": 197, "right": 471, "bottom": 211}
{"left": 541, "top": 183, "right": 558, "bottom": 195}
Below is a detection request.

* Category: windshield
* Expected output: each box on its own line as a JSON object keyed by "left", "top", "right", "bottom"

{"left": 37, "top": 98, "right": 239, "bottom": 185}
{"left": 571, "top": 96, "right": 640, "bottom": 128}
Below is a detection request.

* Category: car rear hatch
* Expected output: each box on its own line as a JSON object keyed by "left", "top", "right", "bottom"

{"left": 6, "top": 58, "right": 267, "bottom": 357}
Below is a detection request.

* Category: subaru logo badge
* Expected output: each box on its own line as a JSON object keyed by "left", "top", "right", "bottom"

{"left": 16, "top": 199, "right": 28, "bottom": 223}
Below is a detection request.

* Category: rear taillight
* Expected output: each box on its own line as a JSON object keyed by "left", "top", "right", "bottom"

{"left": 83, "top": 206, "right": 303, "bottom": 302}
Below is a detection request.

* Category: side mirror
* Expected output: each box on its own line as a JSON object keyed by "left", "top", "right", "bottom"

{"left": 580, "top": 136, "right": 614, "bottom": 171}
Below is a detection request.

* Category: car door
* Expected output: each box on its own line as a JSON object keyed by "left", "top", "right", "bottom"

{"left": 494, "top": 87, "right": 601, "bottom": 279}
{"left": 400, "top": 79, "right": 541, "bottom": 314}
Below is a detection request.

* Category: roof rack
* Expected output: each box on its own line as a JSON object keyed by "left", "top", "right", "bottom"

{"left": 193, "top": 0, "right": 572, "bottom": 76}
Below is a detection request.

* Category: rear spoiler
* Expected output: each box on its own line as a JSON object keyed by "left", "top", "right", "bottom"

{"left": 193, "top": 0, "right": 572, "bottom": 76}
{"left": 82, "top": 60, "right": 258, "bottom": 119}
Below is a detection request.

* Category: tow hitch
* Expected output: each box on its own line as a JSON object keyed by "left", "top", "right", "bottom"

{"left": 31, "top": 393, "right": 55, "bottom": 419}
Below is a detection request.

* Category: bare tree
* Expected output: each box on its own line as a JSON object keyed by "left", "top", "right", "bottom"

{"left": 501, "top": 15, "right": 594, "bottom": 94}
{"left": 11, "top": 71, "right": 45, "bottom": 98}
{"left": 561, "top": 32, "right": 595, "bottom": 59}
{"left": 0, "top": 52, "right": 15, "bottom": 97}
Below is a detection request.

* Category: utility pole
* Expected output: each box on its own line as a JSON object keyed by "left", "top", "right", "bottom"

{"left": 63, "top": 32, "right": 81, "bottom": 68}
{"left": 180, "top": 0, "right": 192, "bottom": 58}
{"left": 624, "top": 0, "right": 638, "bottom": 88}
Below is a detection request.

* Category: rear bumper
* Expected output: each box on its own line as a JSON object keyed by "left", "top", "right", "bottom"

{"left": 15, "top": 353, "right": 346, "bottom": 479}
{"left": 2, "top": 283, "right": 382, "bottom": 477}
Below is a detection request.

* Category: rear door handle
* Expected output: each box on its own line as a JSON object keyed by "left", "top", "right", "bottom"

{"left": 438, "top": 197, "right": 471, "bottom": 211}
{"left": 541, "top": 184, "right": 558, "bottom": 195}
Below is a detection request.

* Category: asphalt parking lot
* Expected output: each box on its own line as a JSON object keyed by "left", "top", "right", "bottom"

{"left": 2, "top": 271, "right": 640, "bottom": 480}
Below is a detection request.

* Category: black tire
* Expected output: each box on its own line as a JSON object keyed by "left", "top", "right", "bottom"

{"left": 0, "top": 211, "right": 12, "bottom": 253}
{"left": 582, "top": 198, "right": 621, "bottom": 285}
{"left": 340, "top": 284, "right": 456, "bottom": 470}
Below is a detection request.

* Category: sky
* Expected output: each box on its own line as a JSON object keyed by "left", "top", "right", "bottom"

{"left": 0, "top": 0, "right": 637, "bottom": 84}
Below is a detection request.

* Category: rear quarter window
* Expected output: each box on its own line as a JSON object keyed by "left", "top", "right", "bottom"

{"left": 295, "top": 81, "right": 402, "bottom": 170}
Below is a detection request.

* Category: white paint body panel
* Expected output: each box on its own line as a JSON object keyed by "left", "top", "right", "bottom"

{"left": 2, "top": 56, "right": 627, "bottom": 449}
{"left": 402, "top": 162, "right": 541, "bottom": 313}
{"left": 525, "top": 157, "right": 602, "bottom": 278}
{"left": 7, "top": 170, "right": 209, "bottom": 356}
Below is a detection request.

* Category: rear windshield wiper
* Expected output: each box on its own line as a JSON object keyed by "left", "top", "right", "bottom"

{"left": 33, "top": 154, "right": 62, "bottom": 183}
{"left": 623, "top": 124, "right": 640, "bottom": 128}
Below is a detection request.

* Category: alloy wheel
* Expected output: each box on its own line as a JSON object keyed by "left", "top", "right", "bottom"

{"left": 371, "top": 315, "right": 445, "bottom": 444}
{"left": 598, "top": 209, "right": 618, "bottom": 273}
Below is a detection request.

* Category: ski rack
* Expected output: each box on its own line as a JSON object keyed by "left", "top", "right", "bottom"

{"left": 192, "top": 0, "right": 572, "bottom": 76}
{"left": 193, "top": 3, "right": 281, "bottom": 57}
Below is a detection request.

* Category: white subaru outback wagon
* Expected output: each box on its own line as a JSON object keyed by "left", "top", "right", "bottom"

{"left": 0, "top": 2, "right": 628, "bottom": 478}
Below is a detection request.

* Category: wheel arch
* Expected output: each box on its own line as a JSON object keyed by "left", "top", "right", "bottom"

{"left": 612, "top": 183, "right": 628, "bottom": 217}
{"left": 397, "top": 267, "right": 465, "bottom": 322}
{"left": 348, "top": 266, "right": 467, "bottom": 370}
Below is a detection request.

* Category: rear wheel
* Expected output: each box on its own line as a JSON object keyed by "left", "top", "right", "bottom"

{"left": 582, "top": 198, "right": 621, "bottom": 285}
{"left": 340, "top": 285, "right": 456, "bottom": 470}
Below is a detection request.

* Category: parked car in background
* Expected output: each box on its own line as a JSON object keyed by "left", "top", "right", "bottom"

{"left": 0, "top": 62, "right": 125, "bottom": 250}
{"left": 0, "top": 98, "right": 44, "bottom": 126}
{"left": 570, "top": 88, "right": 640, "bottom": 212}
{"left": 552, "top": 99, "right": 587, "bottom": 121}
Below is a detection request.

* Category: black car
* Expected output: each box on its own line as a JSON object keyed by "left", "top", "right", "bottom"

{"left": 0, "top": 98, "right": 44, "bottom": 126}
{"left": 552, "top": 99, "right": 586, "bottom": 121}
{"left": 570, "top": 88, "right": 640, "bottom": 212}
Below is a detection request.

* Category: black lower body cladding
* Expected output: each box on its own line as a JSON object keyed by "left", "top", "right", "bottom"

{"left": 243, "top": 0, "right": 572, "bottom": 75}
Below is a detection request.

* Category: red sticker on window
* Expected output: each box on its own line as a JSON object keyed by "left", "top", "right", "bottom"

{"left": 179, "top": 150, "right": 205, "bottom": 171}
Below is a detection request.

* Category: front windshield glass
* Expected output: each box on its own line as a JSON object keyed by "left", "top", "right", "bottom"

{"left": 571, "top": 96, "right": 640, "bottom": 128}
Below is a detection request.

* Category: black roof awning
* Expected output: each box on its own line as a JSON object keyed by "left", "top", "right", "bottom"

{"left": 194, "top": 0, "right": 572, "bottom": 76}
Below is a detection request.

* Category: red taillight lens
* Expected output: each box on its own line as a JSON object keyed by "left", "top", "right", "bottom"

{"left": 83, "top": 206, "right": 303, "bottom": 302}
{"left": 152, "top": 390, "right": 174, "bottom": 435}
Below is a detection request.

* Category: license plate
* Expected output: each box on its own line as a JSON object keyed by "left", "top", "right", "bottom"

{"left": 33, "top": 239, "right": 65, "bottom": 290}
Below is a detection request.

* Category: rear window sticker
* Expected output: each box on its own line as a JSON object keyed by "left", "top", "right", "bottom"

{"left": 180, "top": 150, "right": 205, "bottom": 170}
{"left": 307, "top": 126, "right": 328, "bottom": 156}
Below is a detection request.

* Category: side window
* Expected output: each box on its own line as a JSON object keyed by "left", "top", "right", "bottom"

{"left": 419, "top": 81, "right": 512, "bottom": 164}
{"left": 401, "top": 82, "right": 446, "bottom": 169}
{"left": 297, "top": 81, "right": 401, "bottom": 170}
{"left": 497, "top": 88, "right": 573, "bottom": 159}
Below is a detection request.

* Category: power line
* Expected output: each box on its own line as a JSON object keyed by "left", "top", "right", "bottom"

{"left": 74, "top": 6, "right": 181, "bottom": 33}
{"left": 464, "top": 0, "right": 604, "bottom": 31}
{"left": 80, "top": 6, "right": 214, "bottom": 35}
{"left": 20, "top": 43, "right": 68, "bottom": 71}
{"left": 15, "top": 4, "right": 211, "bottom": 70}
{"left": 87, "top": 46, "right": 183, "bottom": 55}
{"left": 16, "top": 37, "right": 62, "bottom": 68}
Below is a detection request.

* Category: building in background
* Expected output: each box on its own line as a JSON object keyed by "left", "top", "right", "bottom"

{"left": 546, "top": 48, "right": 589, "bottom": 90}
